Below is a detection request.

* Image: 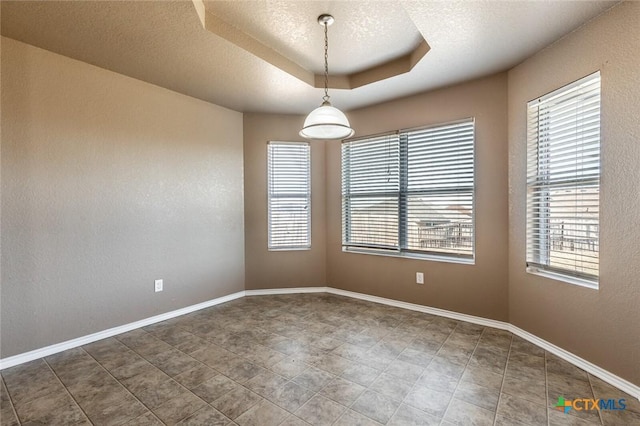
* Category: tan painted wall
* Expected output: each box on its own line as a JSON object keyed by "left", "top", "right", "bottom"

{"left": 243, "top": 114, "right": 326, "bottom": 289}
{"left": 508, "top": 2, "right": 640, "bottom": 385}
{"left": 327, "top": 73, "right": 510, "bottom": 321}
{"left": 1, "top": 38, "right": 245, "bottom": 357}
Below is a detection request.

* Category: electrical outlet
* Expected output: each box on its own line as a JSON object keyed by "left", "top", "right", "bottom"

{"left": 416, "top": 272, "right": 424, "bottom": 284}
{"left": 154, "top": 279, "right": 163, "bottom": 292}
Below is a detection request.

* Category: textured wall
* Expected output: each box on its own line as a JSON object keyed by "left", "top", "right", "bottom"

{"left": 243, "top": 114, "right": 326, "bottom": 290}
{"left": 327, "top": 73, "right": 510, "bottom": 321}
{"left": 508, "top": 2, "right": 640, "bottom": 385}
{"left": 1, "top": 38, "right": 245, "bottom": 357}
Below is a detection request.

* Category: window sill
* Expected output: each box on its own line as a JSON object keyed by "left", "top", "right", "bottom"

{"left": 268, "top": 247, "right": 311, "bottom": 252}
{"left": 342, "top": 247, "right": 475, "bottom": 265}
{"left": 526, "top": 266, "right": 598, "bottom": 290}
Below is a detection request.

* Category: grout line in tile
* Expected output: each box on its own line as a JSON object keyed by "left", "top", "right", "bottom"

{"left": 587, "top": 372, "right": 605, "bottom": 425}
{"left": 80, "top": 346, "right": 172, "bottom": 425}
{"left": 1, "top": 369, "right": 26, "bottom": 422}
{"left": 1, "top": 375, "right": 22, "bottom": 426}
{"left": 323, "top": 314, "right": 415, "bottom": 424}
{"left": 493, "top": 331, "right": 514, "bottom": 426}
{"left": 376, "top": 319, "right": 431, "bottom": 425}
{"left": 442, "top": 325, "right": 500, "bottom": 426}
{"left": 88, "top": 355, "right": 148, "bottom": 415}
{"left": 328, "top": 332, "right": 401, "bottom": 424}
{"left": 42, "top": 357, "right": 93, "bottom": 425}
{"left": 401, "top": 319, "right": 458, "bottom": 426}
{"left": 546, "top": 350, "right": 551, "bottom": 426}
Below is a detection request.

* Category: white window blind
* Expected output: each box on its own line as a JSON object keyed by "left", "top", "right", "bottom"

{"left": 268, "top": 142, "right": 311, "bottom": 250}
{"left": 342, "top": 134, "right": 400, "bottom": 250}
{"left": 342, "top": 119, "right": 475, "bottom": 260}
{"left": 526, "top": 72, "right": 600, "bottom": 286}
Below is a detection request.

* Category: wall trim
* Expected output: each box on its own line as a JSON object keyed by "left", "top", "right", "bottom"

{"left": 245, "top": 287, "right": 328, "bottom": 296}
{"left": 0, "top": 291, "right": 245, "bottom": 370}
{"left": 508, "top": 325, "right": 640, "bottom": 401}
{"left": 326, "top": 288, "right": 509, "bottom": 331}
{"left": 1, "top": 286, "right": 637, "bottom": 401}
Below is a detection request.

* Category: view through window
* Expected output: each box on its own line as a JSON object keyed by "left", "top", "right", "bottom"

{"left": 267, "top": 141, "right": 311, "bottom": 250}
{"left": 526, "top": 72, "right": 601, "bottom": 286}
{"left": 342, "top": 119, "right": 475, "bottom": 261}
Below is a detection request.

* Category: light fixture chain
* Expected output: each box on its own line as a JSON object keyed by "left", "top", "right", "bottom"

{"left": 300, "top": 14, "right": 353, "bottom": 140}
{"left": 323, "top": 21, "right": 330, "bottom": 103}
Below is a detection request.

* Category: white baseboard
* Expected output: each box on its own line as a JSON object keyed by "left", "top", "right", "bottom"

{"left": 0, "top": 291, "right": 245, "bottom": 370}
{"left": 326, "top": 288, "right": 510, "bottom": 331}
{"left": 2, "top": 286, "right": 637, "bottom": 401}
{"left": 508, "top": 325, "right": 640, "bottom": 401}
{"left": 245, "top": 287, "right": 328, "bottom": 296}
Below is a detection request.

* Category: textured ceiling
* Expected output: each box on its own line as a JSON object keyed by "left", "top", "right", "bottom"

{"left": 197, "top": 0, "right": 431, "bottom": 90}
{"left": 204, "top": 1, "right": 423, "bottom": 75}
{"left": 0, "top": 1, "right": 619, "bottom": 114}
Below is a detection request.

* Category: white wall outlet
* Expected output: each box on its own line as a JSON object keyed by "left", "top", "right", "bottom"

{"left": 416, "top": 272, "right": 424, "bottom": 284}
{"left": 154, "top": 279, "right": 163, "bottom": 292}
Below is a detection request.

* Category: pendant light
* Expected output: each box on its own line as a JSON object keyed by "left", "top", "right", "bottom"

{"left": 300, "top": 14, "right": 355, "bottom": 140}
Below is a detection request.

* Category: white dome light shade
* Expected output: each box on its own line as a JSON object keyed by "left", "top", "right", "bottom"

{"left": 301, "top": 14, "right": 355, "bottom": 140}
{"left": 300, "top": 103, "right": 355, "bottom": 140}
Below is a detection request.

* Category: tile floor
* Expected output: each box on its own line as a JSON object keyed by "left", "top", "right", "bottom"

{"left": 1, "top": 293, "right": 638, "bottom": 426}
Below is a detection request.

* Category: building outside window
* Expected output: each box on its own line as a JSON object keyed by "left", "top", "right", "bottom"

{"left": 526, "top": 72, "right": 601, "bottom": 287}
{"left": 267, "top": 141, "right": 311, "bottom": 250}
{"left": 342, "top": 119, "right": 475, "bottom": 262}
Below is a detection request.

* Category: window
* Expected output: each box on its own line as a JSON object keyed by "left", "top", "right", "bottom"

{"left": 342, "top": 119, "right": 475, "bottom": 261}
{"left": 526, "top": 72, "right": 600, "bottom": 287}
{"left": 267, "top": 142, "right": 311, "bottom": 250}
